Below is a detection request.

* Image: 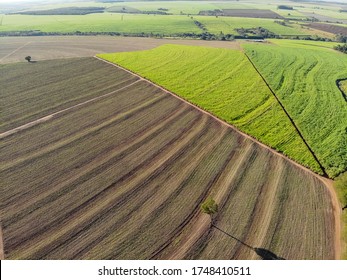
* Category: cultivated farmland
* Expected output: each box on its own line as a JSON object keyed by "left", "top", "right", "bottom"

{"left": 244, "top": 40, "right": 347, "bottom": 178}
{"left": 340, "top": 80, "right": 347, "bottom": 97}
{"left": 98, "top": 44, "right": 322, "bottom": 174}
{"left": 306, "top": 23, "right": 347, "bottom": 36}
{"left": 0, "top": 13, "right": 201, "bottom": 35}
{"left": 193, "top": 16, "right": 308, "bottom": 36}
{"left": 220, "top": 9, "right": 284, "bottom": 19}
{"left": 0, "top": 57, "right": 337, "bottom": 260}
{"left": 0, "top": 36, "right": 241, "bottom": 64}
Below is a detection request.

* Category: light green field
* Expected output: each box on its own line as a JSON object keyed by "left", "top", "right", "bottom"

{"left": 0, "top": 13, "right": 201, "bottom": 34}
{"left": 194, "top": 16, "right": 309, "bottom": 36}
{"left": 272, "top": 9, "right": 307, "bottom": 19}
{"left": 244, "top": 40, "right": 347, "bottom": 177}
{"left": 268, "top": 39, "right": 341, "bottom": 50}
{"left": 341, "top": 80, "right": 347, "bottom": 94}
{"left": 11, "top": 1, "right": 221, "bottom": 15}
{"left": 298, "top": 7, "right": 347, "bottom": 21}
{"left": 0, "top": 57, "right": 335, "bottom": 260}
{"left": 106, "top": 1, "right": 219, "bottom": 15}
{"left": 0, "top": 13, "right": 310, "bottom": 37}
{"left": 98, "top": 44, "right": 322, "bottom": 174}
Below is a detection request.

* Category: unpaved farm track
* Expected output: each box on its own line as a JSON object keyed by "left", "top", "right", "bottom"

{"left": 0, "top": 57, "right": 340, "bottom": 260}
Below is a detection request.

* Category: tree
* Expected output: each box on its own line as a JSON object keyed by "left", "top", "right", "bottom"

{"left": 334, "top": 43, "right": 347, "bottom": 54}
{"left": 201, "top": 197, "right": 218, "bottom": 225}
{"left": 25, "top": 56, "right": 31, "bottom": 62}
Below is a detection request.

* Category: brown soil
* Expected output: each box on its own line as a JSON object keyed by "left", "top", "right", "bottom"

{"left": 222, "top": 9, "right": 284, "bottom": 19}
{"left": 95, "top": 56, "right": 342, "bottom": 259}
{"left": 1, "top": 56, "right": 340, "bottom": 260}
{"left": 0, "top": 225, "right": 4, "bottom": 260}
{"left": 305, "top": 23, "right": 347, "bottom": 36}
{"left": 0, "top": 80, "right": 141, "bottom": 139}
{"left": 0, "top": 36, "right": 240, "bottom": 64}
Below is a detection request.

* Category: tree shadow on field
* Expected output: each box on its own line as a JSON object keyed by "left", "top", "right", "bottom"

{"left": 212, "top": 224, "right": 285, "bottom": 260}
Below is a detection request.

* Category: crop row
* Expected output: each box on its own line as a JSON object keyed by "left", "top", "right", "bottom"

{"left": 0, "top": 57, "right": 138, "bottom": 132}
{"left": 98, "top": 45, "right": 322, "bottom": 174}
{"left": 0, "top": 58, "right": 335, "bottom": 259}
{"left": 244, "top": 40, "right": 347, "bottom": 177}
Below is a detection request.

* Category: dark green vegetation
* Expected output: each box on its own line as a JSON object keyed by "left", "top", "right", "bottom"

{"left": 278, "top": 5, "right": 293, "bottom": 10}
{"left": 98, "top": 44, "right": 323, "bottom": 174}
{"left": 334, "top": 43, "right": 347, "bottom": 53}
{"left": 200, "top": 197, "right": 218, "bottom": 216}
{"left": 0, "top": 58, "right": 336, "bottom": 259}
{"left": 244, "top": 40, "right": 347, "bottom": 178}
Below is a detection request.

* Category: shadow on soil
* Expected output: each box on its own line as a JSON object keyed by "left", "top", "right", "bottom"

{"left": 212, "top": 224, "right": 285, "bottom": 260}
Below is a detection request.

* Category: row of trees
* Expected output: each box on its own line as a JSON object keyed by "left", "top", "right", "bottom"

{"left": 334, "top": 43, "right": 347, "bottom": 53}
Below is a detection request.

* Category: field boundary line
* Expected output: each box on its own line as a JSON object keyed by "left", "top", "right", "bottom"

{"left": 0, "top": 79, "right": 142, "bottom": 139}
{"left": 244, "top": 53, "right": 328, "bottom": 177}
{"left": 95, "top": 55, "right": 342, "bottom": 259}
{"left": 94, "top": 56, "right": 325, "bottom": 180}
{"left": 322, "top": 177, "right": 342, "bottom": 260}
{"left": 0, "top": 41, "right": 31, "bottom": 62}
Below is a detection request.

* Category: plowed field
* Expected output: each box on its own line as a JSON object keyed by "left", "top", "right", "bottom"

{"left": 0, "top": 57, "right": 338, "bottom": 260}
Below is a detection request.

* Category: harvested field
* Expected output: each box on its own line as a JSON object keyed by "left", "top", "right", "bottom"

{"left": 305, "top": 23, "right": 347, "bottom": 36}
{"left": 0, "top": 36, "right": 240, "bottom": 64}
{"left": 221, "top": 9, "right": 284, "bottom": 19}
{"left": 0, "top": 57, "right": 337, "bottom": 260}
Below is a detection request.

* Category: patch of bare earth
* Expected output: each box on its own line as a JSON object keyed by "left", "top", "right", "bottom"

{"left": 305, "top": 23, "right": 347, "bottom": 36}
{"left": 0, "top": 36, "right": 241, "bottom": 64}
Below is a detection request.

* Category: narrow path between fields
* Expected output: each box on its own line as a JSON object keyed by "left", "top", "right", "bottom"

{"left": 0, "top": 41, "right": 31, "bottom": 62}
{"left": 95, "top": 56, "right": 341, "bottom": 259}
{"left": 0, "top": 79, "right": 141, "bottom": 139}
{"left": 244, "top": 53, "right": 328, "bottom": 177}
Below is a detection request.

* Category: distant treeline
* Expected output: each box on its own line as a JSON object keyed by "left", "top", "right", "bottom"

{"left": 96, "top": 0, "right": 124, "bottom": 2}
{"left": 0, "top": 30, "right": 235, "bottom": 40}
{"left": 0, "top": 30, "right": 335, "bottom": 42}
{"left": 277, "top": 5, "right": 293, "bottom": 10}
{"left": 334, "top": 43, "right": 347, "bottom": 53}
{"left": 14, "top": 7, "right": 105, "bottom": 15}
